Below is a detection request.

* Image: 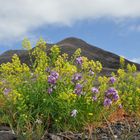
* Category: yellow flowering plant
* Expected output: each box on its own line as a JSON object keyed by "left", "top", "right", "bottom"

{"left": 0, "top": 38, "right": 140, "bottom": 139}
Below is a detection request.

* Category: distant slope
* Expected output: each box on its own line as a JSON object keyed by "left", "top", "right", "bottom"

{"left": 0, "top": 37, "right": 140, "bottom": 75}
{"left": 0, "top": 50, "right": 30, "bottom": 65}
{"left": 56, "top": 37, "right": 140, "bottom": 70}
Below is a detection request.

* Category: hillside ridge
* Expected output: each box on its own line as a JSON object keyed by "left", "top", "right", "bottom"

{"left": 0, "top": 37, "right": 139, "bottom": 75}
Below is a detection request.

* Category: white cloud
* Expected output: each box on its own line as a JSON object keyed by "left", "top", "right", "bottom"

{"left": 0, "top": 0, "right": 140, "bottom": 41}
{"left": 131, "top": 58, "right": 140, "bottom": 63}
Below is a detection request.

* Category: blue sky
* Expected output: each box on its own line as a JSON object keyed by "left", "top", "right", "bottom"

{"left": 0, "top": 0, "right": 140, "bottom": 63}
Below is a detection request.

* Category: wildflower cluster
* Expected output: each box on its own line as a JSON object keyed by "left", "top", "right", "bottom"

{"left": 47, "top": 70, "right": 59, "bottom": 94}
{"left": 109, "top": 76, "right": 116, "bottom": 84}
{"left": 74, "top": 83, "right": 83, "bottom": 95}
{"left": 76, "top": 57, "right": 83, "bottom": 65}
{"left": 72, "top": 73, "right": 82, "bottom": 83}
{"left": 0, "top": 38, "right": 140, "bottom": 139}
{"left": 102, "top": 77, "right": 119, "bottom": 107}
{"left": 3, "top": 88, "right": 11, "bottom": 96}
{"left": 104, "top": 87, "right": 119, "bottom": 106}
{"left": 91, "top": 87, "right": 99, "bottom": 101}
{"left": 48, "top": 71, "right": 59, "bottom": 85}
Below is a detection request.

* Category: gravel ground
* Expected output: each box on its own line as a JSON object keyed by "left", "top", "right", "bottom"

{"left": 1, "top": 112, "right": 140, "bottom": 140}
{"left": 41, "top": 117, "right": 140, "bottom": 140}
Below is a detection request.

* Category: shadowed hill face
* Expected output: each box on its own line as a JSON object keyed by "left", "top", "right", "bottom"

{"left": 0, "top": 37, "right": 140, "bottom": 74}
{"left": 56, "top": 37, "right": 140, "bottom": 70}
{"left": 57, "top": 37, "right": 120, "bottom": 69}
{"left": 0, "top": 50, "right": 31, "bottom": 66}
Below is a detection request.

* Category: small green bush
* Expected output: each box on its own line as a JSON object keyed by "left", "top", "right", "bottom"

{"left": 0, "top": 38, "right": 140, "bottom": 139}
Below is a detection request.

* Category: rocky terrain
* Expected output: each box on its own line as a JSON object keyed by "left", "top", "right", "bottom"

{"left": 1, "top": 109, "right": 140, "bottom": 140}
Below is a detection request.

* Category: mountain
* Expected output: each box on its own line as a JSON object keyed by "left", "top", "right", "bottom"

{"left": 0, "top": 37, "right": 140, "bottom": 75}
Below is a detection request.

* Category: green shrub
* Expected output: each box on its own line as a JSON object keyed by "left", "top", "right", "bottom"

{"left": 0, "top": 38, "right": 140, "bottom": 139}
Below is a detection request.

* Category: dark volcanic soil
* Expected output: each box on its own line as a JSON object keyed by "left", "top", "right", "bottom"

{"left": 1, "top": 109, "right": 140, "bottom": 140}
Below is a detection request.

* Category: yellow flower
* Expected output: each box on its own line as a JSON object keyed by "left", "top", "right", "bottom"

{"left": 22, "top": 38, "right": 32, "bottom": 50}
{"left": 88, "top": 113, "right": 93, "bottom": 116}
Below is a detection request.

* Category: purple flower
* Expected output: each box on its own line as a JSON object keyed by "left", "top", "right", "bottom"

{"left": 109, "top": 77, "right": 116, "bottom": 84}
{"left": 48, "top": 71, "right": 59, "bottom": 84}
{"left": 48, "top": 75, "right": 57, "bottom": 84}
{"left": 48, "top": 87, "right": 53, "bottom": 94}
{"left": 105, "top": 87, "right": 118, "bottom": 96}
{"left": 103, "top": 98, "right": 112, "bottom": 107}
{"left": 113, "top": 93, "right": 119, "bottom": 101}
{"left": 76, "top": 57, "right": 83, "bottom": 65}
{"left": 92, "top": 96, "right": 97, "bottom": 101}
{"left": 72, "top": 73, "right": 82, "bottom": 83}
{"left": 3, "top": 88, "right": 11, "bottom": 96}
{"left": 91, "top": 87, "right": 99, "bottom": 94}
{"left": 74, "top": 83, "right": 83, "bottom": 95}
{"left": 50, "top": 71, "right": 59, "bottom": 79}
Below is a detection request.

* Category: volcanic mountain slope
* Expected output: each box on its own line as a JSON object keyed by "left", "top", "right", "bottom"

{"left": 0, "top": 37, "right": 140, "bottom": 74}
